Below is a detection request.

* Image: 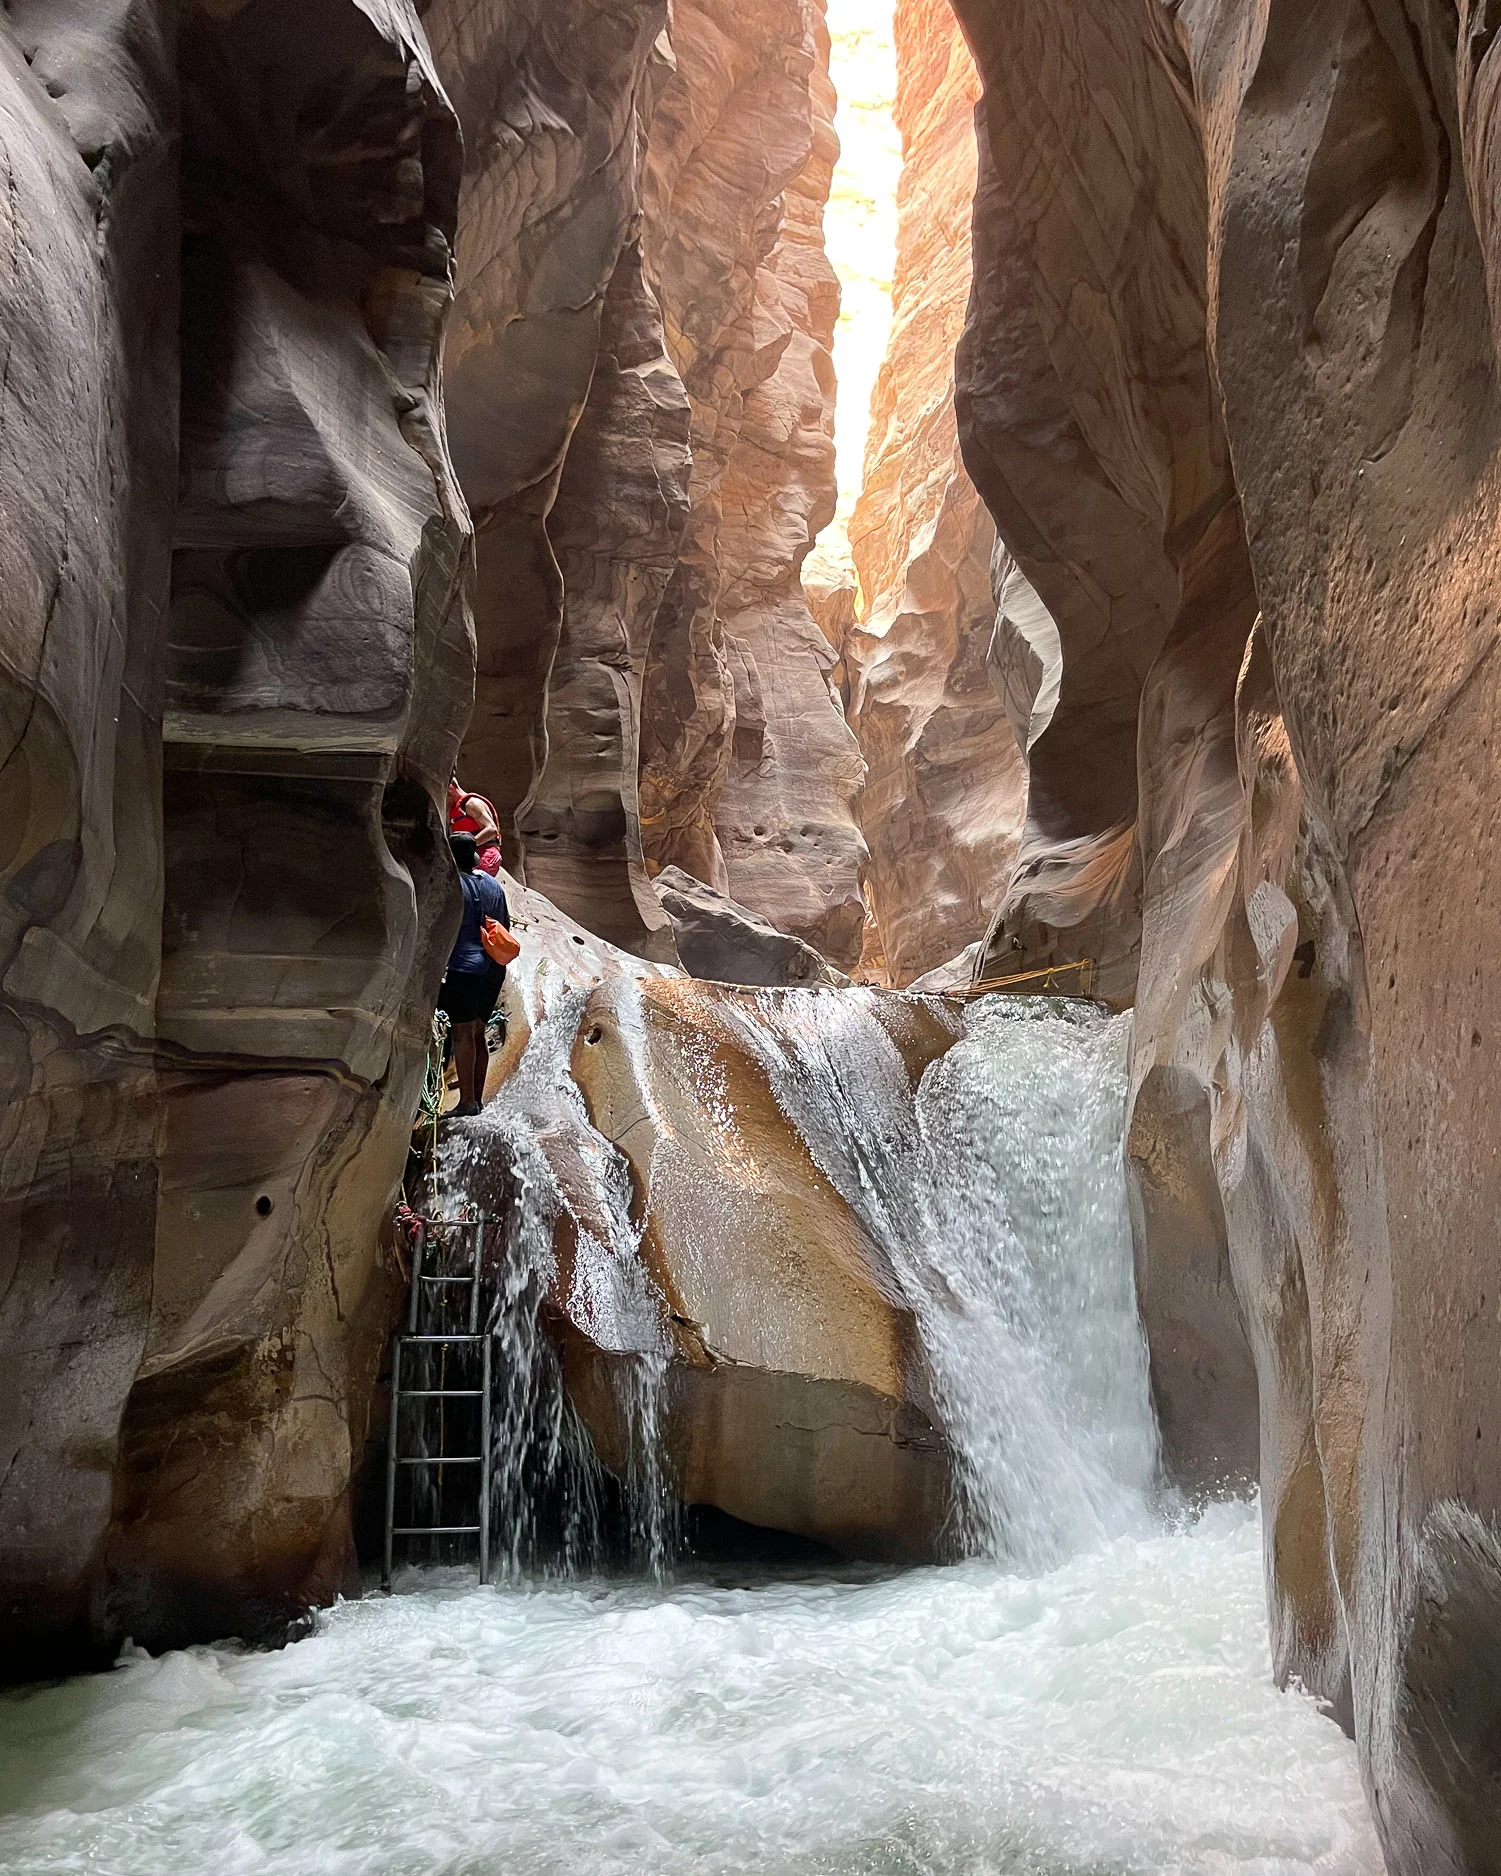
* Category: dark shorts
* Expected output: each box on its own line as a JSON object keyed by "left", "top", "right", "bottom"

{"left": 439, "top": 964, "right": 504, "bottom": 1026}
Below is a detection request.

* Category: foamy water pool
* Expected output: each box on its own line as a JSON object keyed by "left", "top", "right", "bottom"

{"left": 0, "top": 1504, "right": 1380, "bottom": 1876}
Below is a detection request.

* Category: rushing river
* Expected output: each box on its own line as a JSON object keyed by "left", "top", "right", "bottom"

{"left": 0, "top": 1509, "right": 1379, "bottom": 1874}
{"left": 0, "top": 990, "right": 1384, "bottom": 1872}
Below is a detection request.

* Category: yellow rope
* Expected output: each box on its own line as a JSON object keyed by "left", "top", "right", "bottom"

{"left": 955, "top": 958, "right": 1097, "bottom": 1000}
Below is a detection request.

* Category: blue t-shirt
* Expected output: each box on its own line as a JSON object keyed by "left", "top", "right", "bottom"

{"left": 449, "top": 871, "right": 510, "bottom": 977}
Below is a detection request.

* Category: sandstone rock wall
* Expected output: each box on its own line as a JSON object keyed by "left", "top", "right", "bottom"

{"left": 952, "top": 2, "right": 1501, "bottom": 1865}
{"left": 638, "top": 0, "right": 866, "bottom": 969}
{"left": 843, "top": 0, "right": 1025, "bottom": 987}
{"left": 441, "top": 0, "right": 864, "bottom": 975}
{"left": 0, "top": 0, "right": 471, "bottom": 1671}
{"left": 430, "top": 0, "right": 669, "bottom": 853}
{"left": 0, "top": 0, "right": 177, "bottom": 1680}
{"left": 522, "top": 232, "right": 691, "bottom": 962}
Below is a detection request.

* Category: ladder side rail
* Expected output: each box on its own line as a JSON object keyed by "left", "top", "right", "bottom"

{"left": 406, "top": 1221, "right": 426, "bottom": 1334}
{"left": 480, "top": 1333, "right": 493, "bottom": 1586}
{"left": 381, "top": 1337, "right": 404, "bottom": 1591}
{"left": 469, "top": 1216, "right": 485, "bottom": 1334}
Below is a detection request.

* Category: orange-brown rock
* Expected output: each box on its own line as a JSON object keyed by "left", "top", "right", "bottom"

{"left": 570, "top": 976, "right": 955, "bottom": 1557}
{"left": 1, "top": 0, "right": 470, "bottom": 1672}
{"left": 843, "top": 0, "right": 1025, "bottom": 988}
{"left": 638, "top": 0, "right": 866, "bottom": 969}
{"left": 438, "top": 0, "right": 865, "bottom": 975}
{"left": 519, "top": 236, "right": 691, "bottom": 962}
{"left": 953, "top": 2, "right": 1501, "bottom": 1864}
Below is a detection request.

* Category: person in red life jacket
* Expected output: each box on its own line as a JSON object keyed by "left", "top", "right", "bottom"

{"left": 440, "top": 832, "right": 511, "bottom": 1117}
{"left": 447, "top": 776, "right": 503, "bottom": 877}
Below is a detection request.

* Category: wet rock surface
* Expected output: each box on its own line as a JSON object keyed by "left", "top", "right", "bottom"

{"left": 653, "top": 865, "right": 851, "bottom": 988}
{"left": 568, "top": 975, "right": 953, "bottom": 1561}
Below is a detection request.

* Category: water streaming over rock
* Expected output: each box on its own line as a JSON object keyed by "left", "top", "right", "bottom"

{"left": 436, "top": 971, "right": 678, "bottom": 1577}
{"left": 715, "top": 991, "right": 1156, "bottom": 1565}
{"left": 434, "top": 971, "right": 1154, "bottom": 1575}
{"left": 0, "top": 976, "right": 1384, "bottom": 1874}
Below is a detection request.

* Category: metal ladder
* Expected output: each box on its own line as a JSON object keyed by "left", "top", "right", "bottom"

{"left": 382, "top": 1212, "right": 493, "bottom": 1589}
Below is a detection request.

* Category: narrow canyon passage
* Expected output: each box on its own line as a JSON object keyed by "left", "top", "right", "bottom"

{"left": 5, "top": 0, "right": 1501, "bottom": 1870}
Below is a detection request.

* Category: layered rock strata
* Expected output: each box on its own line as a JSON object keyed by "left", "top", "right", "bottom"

{"left": 952, "top": 2, "right": 1501, "bottom": 1866}
{"left": 637, "top": 0, "right": 865, "bottom": 969}
{"left": 843, "top": 0, "right": 1025, "bottom": 987}
{"left": 439, "top": 0, "right": 864, "bottom": 975}
{"left": 428, "top": 0, "right": 669, "bottom": 854}
{"left": 0, "top": 0, "right": 470, "bottom": 1671}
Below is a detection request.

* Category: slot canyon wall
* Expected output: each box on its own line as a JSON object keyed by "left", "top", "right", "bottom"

{"left": 0, "top": 0, "right": 471, "bottom": 1673}
{"left": 437, "top": 0, "right": 867, "bottom": 973}
{"left": 839, "top": 0, "right": 1025, "bottom": 989}
{"left": 950, "top": 0, "right": 1501, "bottom": 1866}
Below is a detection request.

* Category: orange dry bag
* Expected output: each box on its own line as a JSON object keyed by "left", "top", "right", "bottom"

{"left": 481, "top": 916, "right": 520, "bottom": 967}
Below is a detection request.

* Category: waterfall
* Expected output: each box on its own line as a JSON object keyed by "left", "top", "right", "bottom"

{"left": 437, "top": 970, "right": 678, "bottom": 1578}
{"left": 437, "top": 971, "right": 1156, "bottom": 1577}
{"left": 716, "top": 991, "right": 1157, "bottom": 1566}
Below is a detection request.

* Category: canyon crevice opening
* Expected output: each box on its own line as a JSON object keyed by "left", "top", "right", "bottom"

{"left": 0, "top": 2, "right": 1497, "bottom": 1872}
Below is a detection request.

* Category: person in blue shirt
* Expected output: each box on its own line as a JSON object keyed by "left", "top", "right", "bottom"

{"left": 440, "top": 832, "right": 511, "bottom": 1117}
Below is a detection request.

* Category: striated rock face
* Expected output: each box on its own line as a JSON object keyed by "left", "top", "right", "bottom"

{"left": 430, "top": 0, "right": 669, "bottom": 854}
{"left": 438, "top": 0, "right": 864, "bottom": 975}
{"left": 843, "top": 0, "right": 1025, "bottom": 988}
{"left": 638, "top": 0, "right": 865, "bottom": 969}
{"left": 953, "top": 2, "right": 1501, "bottom": 1865}
{"left": 522, "top": 234, "right": 691, "bottom": 962}
{"left": 0, "top": 0, "right": 177, "bottom": 1679}
{"left": 0, "top": 0, "right": 470, "bottom": 1672}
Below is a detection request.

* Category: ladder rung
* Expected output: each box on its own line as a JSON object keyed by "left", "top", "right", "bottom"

{"left": 402, "top": 1334, "right": 485, "bottom": 1344}
{"left": 421, "top": 1275, "right": 476, "bottom": 1284}
{"left": 397, "top": 1388, "right": 483, "bottom": 1398}
{"left": 399, "top": 1455, "right": 482, "bottom": 1466}
{"left": 391, "top": 1525, "right": 483, "bottom": 1535}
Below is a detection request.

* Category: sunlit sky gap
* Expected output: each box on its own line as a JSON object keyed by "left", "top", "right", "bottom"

{"left": 806, "top": 0, "right": 900, "bottom": 592}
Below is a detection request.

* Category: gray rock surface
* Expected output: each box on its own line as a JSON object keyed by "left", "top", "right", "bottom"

{"left": 654, "top": 866, "right": 849, "bottom": 988}
{"left": 0, "top": 0, "right": 471, "bottom": 1671}
{"left": 953, "top": 3, "right": 1501, "bottom": 1865}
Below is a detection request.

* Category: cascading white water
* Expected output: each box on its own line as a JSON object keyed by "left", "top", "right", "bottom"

{"left": 716, "top": 991, "right": 1156, "bottom": 1565}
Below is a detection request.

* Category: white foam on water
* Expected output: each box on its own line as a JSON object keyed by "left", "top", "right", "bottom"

{"left": 0, "top": 1504, "right": 1381, "bottom": 1876}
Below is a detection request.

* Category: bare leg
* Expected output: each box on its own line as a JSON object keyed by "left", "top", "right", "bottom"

{"left": 452, "top": 1019, "right": 482, "bottom": 1109}
{"left": 472, "top": 1020, "right": 490, "bottom": 1107}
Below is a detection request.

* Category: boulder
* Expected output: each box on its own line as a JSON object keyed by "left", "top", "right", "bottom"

{"left": 571, "top": 975, "right": 958, "bottom": 1559}
{"left": 653, "top": 866, "right": 850, "bottom": 988}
